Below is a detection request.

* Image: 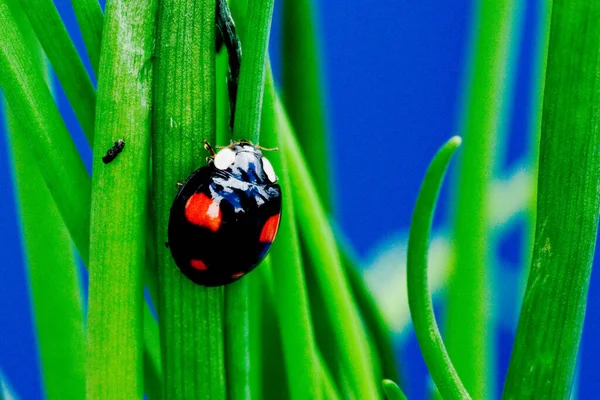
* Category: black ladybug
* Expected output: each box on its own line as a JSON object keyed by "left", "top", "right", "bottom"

{"left": 167, "top": 141, "right": 282, "bottom": 286}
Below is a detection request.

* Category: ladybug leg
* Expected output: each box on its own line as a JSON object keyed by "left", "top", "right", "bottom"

{"left": 256, "top": 145, "right": 279, "bottom": 152}
{"left": 216, "top": 0, "right": 241, "bottom": 130}
{"left": 203, "top": 140, "right": 216, "bottom": 157}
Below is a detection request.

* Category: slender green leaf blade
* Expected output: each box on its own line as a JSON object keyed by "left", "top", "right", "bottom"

{"left": 69, "top": 0, "right": 104, "bottom": 75}
{"left": 406, "top": 137, "right": 470, "bottom": 400}
{"left": 260, "top": 65, "right": 321, "bottom": 399}
{"left": 86, "top": 0, "right": 156, "bottom": 397}
{"left": 0, "top": 0, "right": 91, "bottom": 263}
{"left": 7, "top": 86, "right": 86, "bottom": 400}
{"left": 503, "top": 1, "right": 600, "bottom": 397}
{"left": 279, "top": 98, "right": 378, "bottom": 399}
{"left": 281, "top": 0, "right": 331, "bottom": 210}
{"left": 18, "top": 0, "right": 96, "bottom": 143}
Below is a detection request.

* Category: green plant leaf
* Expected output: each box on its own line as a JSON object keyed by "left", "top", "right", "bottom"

{"left": 6, "top": 75, "right": 86, "bottom": 400}
{"left": 502, "top": 1, "right": 600, "bottom": 397}
{"left": 85, "top": 0, "right": 156, "bottom": 397}
{"left": 0, "top": 0, "right": 91, "bottom": 263}
{"left": 259, "top": 64, "right": 321, "bottom": 399}
{"left": 152, "top": 0, "right": 226, "bottom": 398}
{"left": 281, "top": 0, "right": 331, "bottom": 210}
{"left": 225, "top": 0, "right": 275, "bottom": 397}
{"left": 382, "top": 379, "right": 407, "bottom": 400}
{"left": 69, "top": 0, "right": 103, "bottom": 75}
{"left": 406, "top": 136, "right": 470, "bottom": 400}
{"left": 278, "top": 96, "right": 379, "bottom": 399}
{"left": 447, "top": 1, "right": 523, "bottom": 397}
{"left": 3, "top": 4, "right": 85, "bottom": 400}
{"left": 18, "top": 0, "right": 96, "bottom": 143}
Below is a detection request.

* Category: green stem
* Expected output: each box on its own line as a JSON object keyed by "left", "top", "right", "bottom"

{"left": 69, "top": 0, "right": 104, "bottom": 75}
{"left": 18, "top": 0, "right": 96, "bottom": 143}
{"left": 85, "top": 0, "right": 156, "bottom": 397}
{"left": 231, "top": 0, "right": 274, "bottom": 140}
{"left": 406, "top": 136, "right": 470, "bottom": 400}
{"left": 502, "top": 1, "right": 600, "bottom": 397}
{"left": 225, "top": 0, "right": 274, "bottom": 397}
{"left": 261, "top": 65, "right": 321, "bottom": 399}
{"left": 279, "top": 98, "right": 379, "bottom": 399}
{"left": 382, "top": 379, "right": 407, "bottom": 400}
{"left": 153, "top": 0, "right": 226, "bottom": 398}
{"left": 281, "top": 0, "right": 331, "bottom": 210}
{"left": 447, "top": 1, "right": 521, "bottom": 397}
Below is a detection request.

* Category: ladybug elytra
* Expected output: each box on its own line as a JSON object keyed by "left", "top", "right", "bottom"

{"left": 167, "top": 140, "right": 282, "bottom": 286}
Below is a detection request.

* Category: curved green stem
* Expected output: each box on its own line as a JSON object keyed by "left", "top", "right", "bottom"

{"left": 406, "top": 136, "right": 470, "bottom": 400}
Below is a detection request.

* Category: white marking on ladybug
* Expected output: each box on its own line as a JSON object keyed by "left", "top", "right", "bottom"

{"left": 207, "top": 200, "right": 220, "bottom": 219}
{"left": 262, "top": 157, "right": 277, "bottom": 183}
{"left": 214, "top": 147, "right": 236, "bottom": 170}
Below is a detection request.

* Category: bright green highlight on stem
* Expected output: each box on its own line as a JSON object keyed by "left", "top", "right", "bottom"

{"left": 0, "top": 0, "right": 91, "bottom": 263}
{"left": 407, "top": 136, "right": 470, "bottom": 400}
{"left": 152, "top": 0, "right": 225, "bottom": 398}
{"left": 382, "top": 379, "right": 407, "bottom": 400}
{"left": 18, "top": 0, "right": 96, "bottom": 143}
{"left": 261, "top": 65, "right": 321, "bottom": 399}
{"left": 69, "top": 0, "right": 103, "bottom": 75}
{"left": 503, "top": 1, "right": 600, "bottom": 397}
{"left": 447, "top": 0, "right": 521, "bottom": 397}
{"left": 86, "top": 0, "right": 156, "bottom": 398}
{"left": 279, "top": 98, "right": 378, "bottom": 400}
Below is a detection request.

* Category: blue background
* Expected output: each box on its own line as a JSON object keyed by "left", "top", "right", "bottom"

{"left": 1, "top": 0, "right": 599, "bottom": 398}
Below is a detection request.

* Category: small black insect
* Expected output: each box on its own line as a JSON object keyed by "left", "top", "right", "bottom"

{"left": 102, "top": 140, "right": 125, "bottom": 164}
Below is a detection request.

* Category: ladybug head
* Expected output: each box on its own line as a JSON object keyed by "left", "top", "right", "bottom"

{"left": 212, "top": 141, "right": 278, "bottom": 184}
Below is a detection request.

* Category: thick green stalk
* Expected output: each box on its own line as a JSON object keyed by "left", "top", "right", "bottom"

{"left": 69, "top": 0, "right": 103, "bottom": 75}
{"left": 0, "top": 0, "right": 91, "bottom": 262}
{"left": 407, "top": 137, "right": 470, "bottom": 400}
{"left": 18, "top": 0, "right": 96, "bottom": 143}
{"left": 447, "top": 1, "right": 520, "bottom": 397}
{"left": 281, "top": 0, "right": 331, "bottom": 210}
{"left": 503, "top": 1, "right": 600, "bottom": 397}
{"left": 86, "top": 0, "right": 156, "bottom": 398}
{"left": 279, "top": 98, "right": 378, "bottom": 399}
{"left": 153, "top": 0, "right": 225, "bottom": 398}
{"left": 226, "top": 0, "right": 274, "bottom": 397}
{"left": 261, "top": 66, "right": 321, "bottom": 399}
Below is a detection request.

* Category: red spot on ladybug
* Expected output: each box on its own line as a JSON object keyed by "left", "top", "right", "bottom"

{"left": 232, "top": 272, "right": 245, "bottom": 279}
{"left": 190, "top": 259, "right": 207, "bottom": 271}
{"left": 259, "top": 213, "right": 280, "bottom": 243}
{"left": 185, "top": 192, "right": 222, "bottom": 231}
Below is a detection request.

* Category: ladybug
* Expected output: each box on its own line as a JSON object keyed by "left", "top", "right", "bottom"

{"left": 167, "top": 140, "right": 282, "bottom": 286}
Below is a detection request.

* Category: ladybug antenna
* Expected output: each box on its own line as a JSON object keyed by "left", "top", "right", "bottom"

{"left": 203, "top": 140, "right": 216, "bottom": 157}
{"left": 256, "top": 145, "right": 279, "bottom": 152}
